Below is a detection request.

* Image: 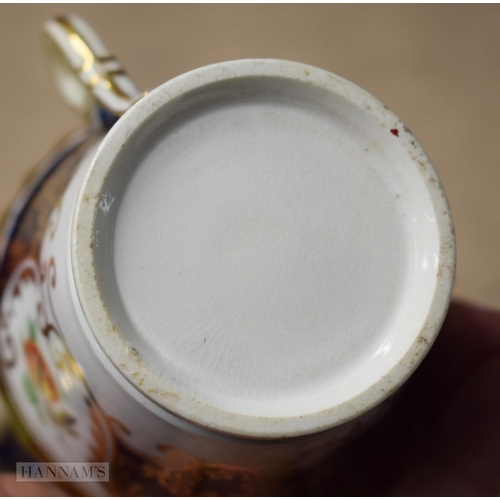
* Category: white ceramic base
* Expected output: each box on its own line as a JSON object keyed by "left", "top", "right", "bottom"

{"left": 72, "top": 60, "right": 455, "bottom": 438}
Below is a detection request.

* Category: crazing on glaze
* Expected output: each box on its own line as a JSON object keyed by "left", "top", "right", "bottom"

{"left": 0, "top": 134, "right": 296, "bottom": 495}
{"left": 0, "top": 14, "right": 456, "bottom": 496}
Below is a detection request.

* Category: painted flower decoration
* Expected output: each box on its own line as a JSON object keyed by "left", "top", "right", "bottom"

{"left": 23, "top": 319, "right": 59, "bottom": 403}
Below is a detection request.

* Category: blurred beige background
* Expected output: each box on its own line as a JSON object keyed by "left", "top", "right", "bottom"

{"left": 0, "top": 4, "right": 499, "bottom": 308}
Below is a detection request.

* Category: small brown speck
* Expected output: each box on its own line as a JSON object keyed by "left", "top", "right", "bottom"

{"left": 160, "top": 390, "right": 179, "bottom": 400}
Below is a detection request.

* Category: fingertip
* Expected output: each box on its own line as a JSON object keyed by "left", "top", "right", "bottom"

{"left": 392, "top": 356, "right": 500, "bottom": 496}
{"left": 443, "top": 300, "right": 500, "bottom": 340}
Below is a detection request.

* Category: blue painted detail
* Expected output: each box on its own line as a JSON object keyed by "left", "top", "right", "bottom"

{"left": 0, "top": 130, "right": 96, "bottom": 269}
{"left": 98, "top": 107, "right": 119, "bottom": 129}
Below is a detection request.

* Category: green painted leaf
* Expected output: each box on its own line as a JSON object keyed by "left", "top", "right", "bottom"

{"left": 28, "top": 320, "right": 37, "bottom": 342}
{"left": 23, "top": 375, "right": 38, "bottom": 405}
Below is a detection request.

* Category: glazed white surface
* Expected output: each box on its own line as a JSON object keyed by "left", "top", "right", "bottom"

{"left": 73, "top": 60, "right": 455, "bottom": 437}
{"left": 114, "top": 100, "right": 415, "bottom": 416}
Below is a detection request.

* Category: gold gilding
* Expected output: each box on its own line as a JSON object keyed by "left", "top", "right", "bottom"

{"left": 54, "top": 16, "right": 135, "bottom": 112}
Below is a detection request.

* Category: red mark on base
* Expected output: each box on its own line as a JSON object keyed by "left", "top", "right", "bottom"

{"left": 390, "top": 129, "right": 399, "bottom": 137}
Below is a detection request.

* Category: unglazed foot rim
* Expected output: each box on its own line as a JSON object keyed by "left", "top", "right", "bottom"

{"left": 72, "top": 59, "right": 455, "bottom": 438}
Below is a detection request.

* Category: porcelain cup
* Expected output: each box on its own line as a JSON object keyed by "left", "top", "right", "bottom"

{"left": 0, "top": 15, "right": 456, "bottom": 495}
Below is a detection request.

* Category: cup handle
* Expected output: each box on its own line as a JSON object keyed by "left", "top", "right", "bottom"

{"left": 42, "top": 15, "right": 143, "bottom": 126}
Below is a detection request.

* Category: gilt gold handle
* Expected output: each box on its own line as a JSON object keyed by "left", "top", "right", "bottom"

{"left": 43, "top": 15, "right": 143, "bottom": 125}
